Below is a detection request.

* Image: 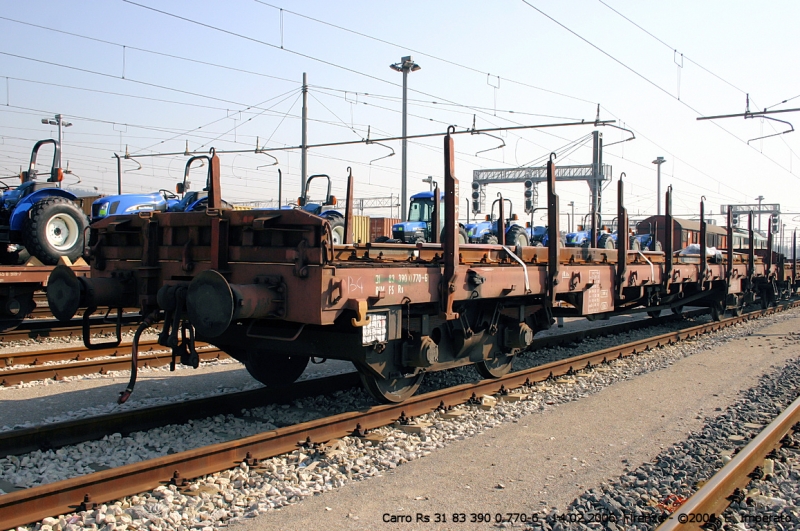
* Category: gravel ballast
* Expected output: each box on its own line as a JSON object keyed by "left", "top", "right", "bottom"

{"left": 2, "top": 308, "right": 798, "bottom": 531}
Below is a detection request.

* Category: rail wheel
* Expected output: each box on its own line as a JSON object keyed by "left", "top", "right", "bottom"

{"left": 759, "top": 290, "right": 770, "bottom": 310}
{"left": 229, "top": 348, "right": 309, "bottom": 387}
{"left": 0, "top": 292, "right": 35, "bottom": 333}
{"left": 647, "top": 310, "right": 661, "bottom": 318}
{"left": 359, "top": 371, "right": 424, "bottom": 404}
{"left": 671, "top": 305, "right": 684, "bottom": 315}
{"left": 475, "top": 351, "right": 514, "bottom": 379}
{"left": 730, "top": 305, "right": 743, "bottom": 317}
{"left": 709, "top": 300, "right": 724, "bottom": 322}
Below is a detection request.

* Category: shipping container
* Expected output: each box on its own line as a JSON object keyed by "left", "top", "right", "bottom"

{"left": 353, "top": 215, "right": 371, "bottom": 244}
{"left": 370, "top": 217, "right": 400, "bottom": 242}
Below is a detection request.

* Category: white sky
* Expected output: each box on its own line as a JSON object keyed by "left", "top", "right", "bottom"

{"left": 1, "top": 0, "right": 798, "bottom": 236}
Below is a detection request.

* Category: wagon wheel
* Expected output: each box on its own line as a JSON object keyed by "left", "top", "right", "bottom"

{"left": 475, "top": 351, "right": 514, "bottom": 379}
{"left": 359, "top": 371, "right": 424, "bottom": 404}
{"left": 647, "top": 309, "right": 661, "bottom": 318}
{"left": 709, "top": 300, "right": 724, "bottom": 322}
{"left": 246, "top": 351, "right": 309, "bottom": 386}
{"left": 730, "top": 304, "right": 743, "bottom": 317}
{"left": 759, "top": 290, "right": 770, "bottom": 310}
{"left": 671, "top": 305, "right": 685, "bottom": 316}
{"left": 224, "top": 347, "right": 309, "bottom": 387}
{"left": 0, "top": 292, "right": 35, "bottom": 333}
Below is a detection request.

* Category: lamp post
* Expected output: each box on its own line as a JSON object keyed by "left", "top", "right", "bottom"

{"left": 390, "top": 56, "right": 421, "bottom": 222}
{"left": 568, "top": 201, "right": 575, "bottom": 232}
{"left": 41, "top": 114, "right": 72, "bottom": 167}
{"left": 755, "top": 195, "right": 764, "bottom": 232}
{"left": 652, "top": 156, "right": 666, "bottom": 216}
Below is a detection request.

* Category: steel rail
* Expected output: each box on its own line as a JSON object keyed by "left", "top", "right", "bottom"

{"left": 0, "top": 308, "right": 705, "bottom": 384}
{"left": 0, "top": 316, "right": 142, "bottom": 342}
{"left": 0, "top": 338, "right": 180, "bottom": 368}
{"left": 29, "top": 306, "right": 138, "bottom": 320}
{"left": 0, "top": 347, "right": 227, "bottom": 387}
{"left": 657, "top": 393, "right": 800, "bottom": 530}
{"left": 0, "top": 301, "right": 795, "bottom": 528}
{"left": 0, "top": 308, "right": 708, "bottom": 456}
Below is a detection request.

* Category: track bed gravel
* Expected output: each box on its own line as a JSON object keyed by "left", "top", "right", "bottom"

{"left": 3, "top": 308, "right": 796, "bottom": 530}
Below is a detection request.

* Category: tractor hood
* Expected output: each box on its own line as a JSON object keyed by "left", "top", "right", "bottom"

{"left": 92, "top": 192, "right": 175, "bottom": 221}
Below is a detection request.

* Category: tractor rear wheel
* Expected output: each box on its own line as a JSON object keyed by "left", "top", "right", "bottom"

{"left": 23, "top": 197, "right": 88, "bottom": 265}
{"left": 598, "top": 234, "right": 615, "bottom": 249}
{"left": 328, "top": 217, "right": 346, "bottom": 245}
{"left": 438, "top": 227, "right": 469, "bottom": 244}
{"left": 506, "top": 225, "right": 529, "bottom": 247}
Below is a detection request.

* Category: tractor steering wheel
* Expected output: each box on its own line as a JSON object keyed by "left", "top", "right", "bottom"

{"left": 159, "top": 189, "right": 178, "bottom": 200}
{"left": 0, "top": 180, "right": 9, "bottom": 190}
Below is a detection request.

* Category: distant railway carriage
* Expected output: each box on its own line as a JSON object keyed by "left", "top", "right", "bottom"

{"left": 637, "top": 215, "right": 729, "bottom": 250}
{"left": 731, "top": 227, "right": 768, "bottom": 251}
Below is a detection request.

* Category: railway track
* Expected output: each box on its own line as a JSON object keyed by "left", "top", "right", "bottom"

{"left": 0, "top": 308, "right": 711, "bottom": 454}
{"left": 28, "top": 305, "right": 138, "bottom": 321}
{"left": 656, "top": 393, "right": 800, "bottom": 531}
{"left": 0, "top": 301, "right": 795, "bottom": 529}
{"left": 0, "top": 315, "right": 142, "bottom": 342}
{"left": 0, "top": 308, "right": 707, "bottom": 387}
{"left": 0, "top": 346, "right": 227, "bottom": 386}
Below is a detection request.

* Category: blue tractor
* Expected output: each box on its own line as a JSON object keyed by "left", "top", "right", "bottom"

{"left": 297, "top": 174, "right": 347, "bottom": 244}
{"left": 466, "top": 196, "right": 529, "bottom": 246}
{"left": 92, "top": 154, "right": 229, "bottom": 222}
{"left": 383, "top": 190, "right": 468, "bottom": 244}
{"left": 0, "top": 139, "right": 89, "bottom": 265}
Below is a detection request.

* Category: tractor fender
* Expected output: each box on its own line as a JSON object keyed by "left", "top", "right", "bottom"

{"left": 318, "top": 209, "right": 343, "bottom": 221}
{"left": 9, "top": 188, "right": 79, "bottom": 232}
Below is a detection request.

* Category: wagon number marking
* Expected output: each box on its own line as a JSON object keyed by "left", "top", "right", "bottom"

{"left": 374, "top": 273, "right": 430, "bottom": 296}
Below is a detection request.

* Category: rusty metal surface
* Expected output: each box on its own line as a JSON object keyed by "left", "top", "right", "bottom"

{"left": 440, "top": 132, "right": 458, "bottom": 320}
{"left": 657, "top": 393, "right": 800, "bottom": 531}
{"left": 1, "top": 302, "right": 795, "bottom": 529}
{"left": 61, "top": 199, "right": 780, "bottom": 325}
{"left": 0, "top": 262, "right": 90, "bottom": 286}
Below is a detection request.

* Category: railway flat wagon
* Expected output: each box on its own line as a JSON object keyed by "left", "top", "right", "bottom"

{"left": 46, "top": 130, "right": 788, "bottom": 404}
{"left": 0, "top": 257, "right": 89, "bottom": 332}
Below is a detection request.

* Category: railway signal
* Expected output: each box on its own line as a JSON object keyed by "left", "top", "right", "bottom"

{"left": 524, "top": 179, "right": 534, "bottom": 213}
{"left": 471, "top": 181, "right": 481, "bottom": 214}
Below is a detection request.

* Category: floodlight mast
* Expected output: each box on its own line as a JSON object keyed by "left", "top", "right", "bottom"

{"left": 390, "top": 56, "right": 421, "bottom": 222}
{"left": 40, "top": 114, "right": 72, "bottom": 167}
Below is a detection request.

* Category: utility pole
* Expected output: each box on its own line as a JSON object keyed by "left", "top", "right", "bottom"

{"left": 589, "top": 131, "right": 603, "bottom": 247}
{"left": 301, "top": 73, "right": 308, "bottom": 195}
{"left": 652, "top": 156, "right": 666, "bottom": 216}
{"left": 391, "top": 56, "right": 421, "bottom": 221}
{"left": 568, "top": 201, "right": 575, "bottom": 232}
{"left": 755, "top": 195, "right": 764, "bottom": 232}
{"left": 41, "top": 114, "right": 72, "bottom": 167}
